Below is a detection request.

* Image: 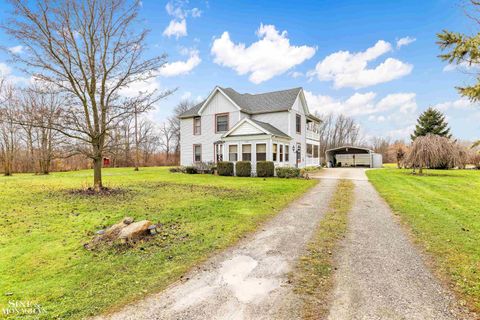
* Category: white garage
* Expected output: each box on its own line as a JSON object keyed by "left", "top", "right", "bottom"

{"left": 326, "top": 146, "right": 383, "bottom": 168}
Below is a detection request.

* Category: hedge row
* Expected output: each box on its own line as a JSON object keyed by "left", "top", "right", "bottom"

{"left": 179, "top": 160, "right": 303, "bottom": 178}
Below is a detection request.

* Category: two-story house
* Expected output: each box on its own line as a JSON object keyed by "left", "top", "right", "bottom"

{"left": 179, "top": 86, "right": 321, "bottom": 172}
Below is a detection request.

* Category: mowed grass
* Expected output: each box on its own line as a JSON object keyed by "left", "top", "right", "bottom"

{"left": 367, "top": 168, "right": 480, "bottom": 312}
{"left": 0, "top": 167, "right": 316, "bottom": 319}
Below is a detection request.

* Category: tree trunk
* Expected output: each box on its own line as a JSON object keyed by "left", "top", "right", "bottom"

{"left": 93, "top": 157, "right": 103, "bottom": 191}
{"left": 134, "top": 108, "right": 139, "bottom": 171}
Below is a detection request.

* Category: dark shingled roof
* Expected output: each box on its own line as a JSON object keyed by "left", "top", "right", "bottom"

{"left": 249, "top": 119, "right": 290, "bottom": 138}
{"left": 179, "top": 87, "right": 303, "bottom": 118}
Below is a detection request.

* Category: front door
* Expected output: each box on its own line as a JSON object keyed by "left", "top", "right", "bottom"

{"left": 296, "top": 143, "right": 301, "bottom": 167}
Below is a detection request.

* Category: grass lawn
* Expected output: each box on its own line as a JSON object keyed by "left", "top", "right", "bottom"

{"left": 367, "top": 168, "right": 480, "bottom": 312}
{"left": 290, "top": 180, "right": 354, "bottom": 319}
{"left": 0, "top": 167, "right": 316, "bottom": 319}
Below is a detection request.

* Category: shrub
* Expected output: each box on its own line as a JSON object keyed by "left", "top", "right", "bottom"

{"left": 276, "top": 167, "right": 301, "bottom": 178}
{"left": 470, "top": 152, "right": 480, "bottom": 169}
{"left": 193, "top": 161, "right": 215, "bottom": 174}
{"left": 256, "top": 161, "right": 274, "bottom": 177}
{"left": 185, "top": 166, "right": 197, "bottom": 174}
{"left": 235, "top": 161, "right": 251, "bottom": 177}
{"left": 217, "top": 161, "right": 234, "bottom": 176}
{"left": 169, "top": 167, "right": 183, "bottom": 173}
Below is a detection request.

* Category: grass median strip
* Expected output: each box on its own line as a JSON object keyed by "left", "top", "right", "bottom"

{"left": 290, "top": 179, "right": 354, "bottom": 319}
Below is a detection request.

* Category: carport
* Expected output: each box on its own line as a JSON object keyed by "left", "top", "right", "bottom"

{"left": 326, "top": 146, "right": 382, "bottom": 168}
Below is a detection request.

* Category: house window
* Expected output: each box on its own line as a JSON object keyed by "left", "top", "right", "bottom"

{"left": 229, "top": 144, "right": 238, "bottom": 162}
{"left": 279, "top": 144, "right": 283, "bottom": 162}
{"left": 313, "top": 145, "right": 319, "bottom": 158}
{"left": 272, "top": 143, "right": 278, "bottom": 162}
{"left": 307, "top": 143, "right": 313, "bottom": 157}
{"left": 193, "top": 117, "right": 201, "bottom": 135}
{"left": 296, "top": 114, "right": 301, "bottom": 134}
{"left": 256, "top": 144, "right": 266, "bottom": 161}
{"left": 215, "top": 113, "right": 229, "bottom": 133}
{"left": 242, "top": 144, "right": 251, "bottom": 161}
{"left": 215, "top": 143, "right": 223, "bottom": 163}
{"left": 193, "top": 144, "right": 201, "bottom": 162}
{"left": 285, "top": 145, "right": 289, "bottom": 162}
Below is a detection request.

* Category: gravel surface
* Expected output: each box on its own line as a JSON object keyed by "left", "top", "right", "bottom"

{"left": 95, "top": 178, "right": 338, "bottom": 320}
{"left": 326, "top": 171, "right": 474, "bottom": 320}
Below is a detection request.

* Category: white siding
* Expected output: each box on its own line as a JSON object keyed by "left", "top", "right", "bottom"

{"left": 251, "top": 112, "right": 289, "bottom": 134}
{"left": 180, "top": 90, "right": 242, "bottom": 166}
{"left": 229, "top": 121, "right": 263, "bottom": 136}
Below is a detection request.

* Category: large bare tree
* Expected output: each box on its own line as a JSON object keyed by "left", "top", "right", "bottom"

{"left": 4, "top": 0, "right": 170, "bottom": 190}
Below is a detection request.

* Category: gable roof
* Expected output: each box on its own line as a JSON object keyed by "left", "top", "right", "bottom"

{"left": 179, "top": 86, "right": 304, "bottom": 118}
{"left": 222, "top": 118, "right": 290, "bottom": 139}
{"left": 250, "top": 119, "right": 290, "bottom": 138}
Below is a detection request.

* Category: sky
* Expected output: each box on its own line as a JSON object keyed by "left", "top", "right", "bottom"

{"left": 0, "top": 0, "right": 479, "bottom": 141}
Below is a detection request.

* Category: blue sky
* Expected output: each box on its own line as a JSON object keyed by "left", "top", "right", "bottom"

{"left": 0, "top": 0, "right": 478, "bottom": 141}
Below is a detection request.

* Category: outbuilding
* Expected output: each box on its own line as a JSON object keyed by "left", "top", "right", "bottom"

{"left": 325, "top": 146, "right": 383, "bottom": 168}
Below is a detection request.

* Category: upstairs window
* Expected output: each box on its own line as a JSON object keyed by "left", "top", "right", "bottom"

{"left": 229, "top": 145, "right": 238, "bottom": 162}
{"left": 296, "top": 114, "right": 301, "bottom": 134}
{"left": 272, "top": 143, "right": 278, "bottom": 162}
{"left": 216, "top": 113, "right": 229, "bottom": 133}
{"left": 193, "top": 144, "right": 201, "bottom": 162}
{"left": 256, "top": 144, "right": 266, "bottom": 161}
{"left": 193, "top": 117, "right": 201, "bottom": 135}
{"left": 242, "top": 144, "right": 251, "bottom": 161}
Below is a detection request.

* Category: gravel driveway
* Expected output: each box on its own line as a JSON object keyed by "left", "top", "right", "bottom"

{"left": 321, "top": 168, "right": 474, "bottom": 320}
{"left": 95, "top": 179, "right": 338, "bottom": 320}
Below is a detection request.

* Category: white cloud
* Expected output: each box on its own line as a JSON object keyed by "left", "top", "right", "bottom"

{"left": 211, "top": 24, "right": 316, "bottom": 84}
{"left": 118, "top": 77, "right": 162, "bottom": 98}
{"left": 163, "top": 1, "right": 201, "bottom": 39}
{"left": 443, "top": 61, "right": 480, "bottom": 72}
{"left": 8, "top": 45, "right": 24, "bottom": 54}
{"left": 304, "top": 90, "right": 417, "bottom": 116}
{"left": 396, "top": 36, "right": 416, "bottom": 49}
{"left": 158, "top": 49, "right": 201, "bottom": 77}
{"left": 0, "top": 62, "right": 12, "bottom": 76}
{"left": 290, "top": 71, "right": 303, "bottom": 78}
{"left": 433, "top": 98, "right": 477, "bottom": 111}
{"left": 386, "top": 125, "right": 415, "bottom": 139}
{"left": 308, "top": 40, "right": 413, "bottom": 89}
{"left": 163, "top": 19, "right": 187, "bottom": 39}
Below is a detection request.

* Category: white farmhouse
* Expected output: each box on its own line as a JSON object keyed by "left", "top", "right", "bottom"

{"left": 179, "top": 86, "right": 321, "bottom": 172}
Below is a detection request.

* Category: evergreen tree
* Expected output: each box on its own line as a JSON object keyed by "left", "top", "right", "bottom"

{"left": 411, "top": 107, "right": 451, "bottom": 140}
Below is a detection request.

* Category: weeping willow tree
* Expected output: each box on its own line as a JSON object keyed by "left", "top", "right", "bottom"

{"left": 406, "top": 134, "right": 456, "bottom": 174}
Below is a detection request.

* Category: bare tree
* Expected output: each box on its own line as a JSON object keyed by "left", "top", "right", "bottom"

{"left": 388, "top": 140, "right": 408, "bottom": 169}
{"left": 406, "top": 134, "right": 456, "bottom": 174}
{"left": 318, "top": 114, "right": 362, "bottom": 162}
{"left": 159, "top": 122, "right": 175, "bottom": 163}
{"left": 170, "top": 99, "right": 195, "bottom": 158}
{"left": 0, "top": 83, "right": 20, "bottom": 176}
{"left": 4, "top": 0, "right": 171, "bottom": 190}
{"left": 371, "top": 136, "right": 391, "bottom": 162}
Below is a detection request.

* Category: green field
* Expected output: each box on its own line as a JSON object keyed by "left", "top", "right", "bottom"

{"left": 0, "top": 167, "right": 316, "bottom": 319}
{"left": 367, "top": 168, "right": 480, "bottom": 312}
